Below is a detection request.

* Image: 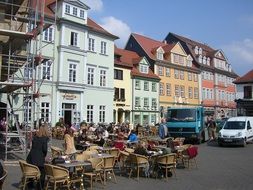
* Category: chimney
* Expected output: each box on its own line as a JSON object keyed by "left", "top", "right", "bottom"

{"left": 163, "top": 40, "right": 167, "bottom": 44}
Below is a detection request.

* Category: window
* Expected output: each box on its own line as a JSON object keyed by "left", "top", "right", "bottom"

{"left": 174, "top": 69, "right": 179, "bottom": 79}
{"left": 87, "top": 105, "right": 93, "bottom": 123}
{"left": 24, "top": 67, "right": 33, "bottom": 79}
{"left": 87, "top": 67, "right": 94, "bottom": 85}
{"left": 42, "top": 60, "right": 52, "bottom": 80}
{"left": 99, "top": 105, "right": 105, "bottom": 123}
{"left": 88, "top": 38, "right": 95, "bottom": 51}
{"left": 199, "top": 48, "right": 202, "bottom": 55}
{"left": 207, "top": 89, "right": 210, "bottom": 99}
{"left": 69, "top": 63, "right": 76, "bottom": 82}
{"left": 194, "top": 46, "right": 199, "bottom": 54}
{"left": 180, "top": 85, "right": 185, "bottom": 98}
{"left": 165, "top": 68, "right": 170, "bottom": 77}
{"left": 158, "top": 66, "right": 164, "bottom": 76}
{"left": 194, "top": 74, "right": 198, "bottom": 82}
{"left": 244, "top": 86, "right": 252, "bottom": 99}
{"left": 41, "top": 102, "right": 50, "bottom": 122}
{"left": 24, "top": 99, "right": 32, "bottom": 122}
{"left": 114, "top": 88, "right": 119, "bottom": 100}
{"left": 157, "top": 51, "right": 163, "bottom": 60}
{"left": 175, "top": 85, "right": 180, "bottom": 97}
{"left": 202, "top": 88, "right": 206, "bottom": 99}
{"left": 70, "top": 32, "right": 78, "bottom": 46}
{"left": 120, "top": 89, "right": 125, "bottom": 101}
{"left": 180, "top": 70, "right": 184, "bottom": 80}
{"left": 135, "top": 80, "right": 141, "bottom": 90}
{"left": 173, "top": 54, "right": 179, "bottom": 63}
{"left": 179, "top": 55, "right": 184, "bottom": 65}
{"left": 152, "top": 98, "right": 157, "bottom": 108}
{"left": 114, "top": 69, "right": 123, "bottom": 80}
{"left": 152, "top": 83, "right": 157, "bottom": 92}
{"left": 210, "top": 89, "right": 213, "bottom": 99}
{"left": 80, "top": 10, "right": 84, "bottom": 18}
{"left": 166, "top": 83, "right": 171, "bottom": 96}
{"left": 135, "top": 97, "right": 141, "bottom": 107}
{"left": 65, "top": 4, "right": 70, "bottom": 14}
{"left": 73, "top": 7, "right": 77, "bottom": 16}
{"left": 159, "top": 83, "right": 164, "bottom": 95}
{"left": 100, "top": 70, "right": 106, "bottom": 87}
{"left": 140, "top": 65, "right": 148, "bottom": 74}
{"left": 43, "top": 27, "right": 53, "bottom": 42}
{"left": 101, "top": 41, "right": 107, "bottom": 55}
{"left": 188, "top": 72, "right": 192, "bottom": 81}
{"left": 199, "top": 55, "right": 202, "bottom": 63}
{"left": 188, "top": 87, "right": 193, "bottom": 99}
{"left": 144, "top": 98, "right": 149, "bottom": 108}
{"left": 194, "top": 87, "right": 199, "bottom": 99}
{"left": 144, "top": 81, "right": 149, "bottom": 91}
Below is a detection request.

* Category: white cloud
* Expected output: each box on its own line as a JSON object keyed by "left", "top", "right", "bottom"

{"left": 82, "top": 0, "right": 103, "bottom": 11}
{"left": 99, "top": 16, "right": 132, "bottom": 47}
{"left": 222, "top": 39, "right": 253, "bottom": 75}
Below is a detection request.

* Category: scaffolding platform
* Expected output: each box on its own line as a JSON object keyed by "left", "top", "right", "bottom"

{"left": 0, "top": 82, "right": 31, "bottom": 93}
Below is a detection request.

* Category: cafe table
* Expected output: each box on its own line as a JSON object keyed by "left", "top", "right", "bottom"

{"left": 57, "top": 160, "right": 92, "bottom": 190}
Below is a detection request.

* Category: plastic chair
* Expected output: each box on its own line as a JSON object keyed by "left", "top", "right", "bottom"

{"left": 44, "top": 164, "right": 70, "bottom": 190}
{"left": 0, "top": 169, "right": 8, "bottom": 190}
{"left": 19, "top": 160, "right": 41, "bottom": 190}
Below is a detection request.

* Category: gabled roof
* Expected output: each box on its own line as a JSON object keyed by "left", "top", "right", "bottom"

{"left": 233, "top": 70, "right": 253, "bottom": 84}
{"left": 114, "top": 47, "right": 160, "bottom": 80}
{"left": 131, "top": 33, "right": 166, "bottom": 60}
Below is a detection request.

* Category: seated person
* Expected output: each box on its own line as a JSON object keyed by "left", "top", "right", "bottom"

{"left": 134, "top": 141, "right": 150, "bottom": 156}
{"left": 128, "top": 130, "right": 138, "bottom": 142}
{"left": 77, "top": 129, "right": 88, "bottom": 143}
{"left": 94, "top": 134, "right": 105, "bottom": 147}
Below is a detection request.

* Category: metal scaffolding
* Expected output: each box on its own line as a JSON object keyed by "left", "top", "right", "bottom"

{"left": 0, "top": 0, "right": 56, "bottom": 160}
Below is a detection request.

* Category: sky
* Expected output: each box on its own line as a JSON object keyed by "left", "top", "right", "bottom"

{"left": 82, "top": 0, "right": 253, "bottom": 76}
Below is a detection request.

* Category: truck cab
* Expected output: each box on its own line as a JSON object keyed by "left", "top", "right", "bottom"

{"left": 166, "top": 107, "right": 208, "bottom": 143}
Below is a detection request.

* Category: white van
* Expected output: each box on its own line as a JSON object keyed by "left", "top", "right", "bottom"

{"left": 218, "top": 117, "right": 253, "bottom": 147}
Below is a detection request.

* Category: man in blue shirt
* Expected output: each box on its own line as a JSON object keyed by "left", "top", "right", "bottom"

{"left": 128, "top": 130, "right": 138, "bottom": 142}
{"left": 158, "top": 118, "right": 168, "bottom": 139}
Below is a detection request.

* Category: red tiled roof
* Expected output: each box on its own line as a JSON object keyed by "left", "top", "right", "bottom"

{"left": 233, "top": 70, "right": 253, "bottom": 84}
{"left": 114, "top": 47, "right": 160, "bottom": 80}
{"left": 132, "top": 33, "right": 167, "bottom": 60}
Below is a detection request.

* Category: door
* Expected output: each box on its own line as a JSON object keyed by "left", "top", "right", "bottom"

{"left": 64, "top": 110, "right": 72, "bottom": 126}
{"left": 246, "top": 120, "right": 253, "bottom": 141}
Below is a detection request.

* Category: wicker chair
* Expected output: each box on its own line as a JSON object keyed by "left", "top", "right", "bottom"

{"left": 19, "top": 160, "right": 41, "bottom": 190}
{"left": 109, "top": 148, "right": 120, "bottom": 167}
{"left": 51, "top": 146, "right": 63, "bottom": 158}
{"left": 128, "top": 153, "right": 149, "bottom": 181}
{"left": 124, "top": 148, "right": 134, "bottom": 153}
{"left": 83, "top": 157, "right": 104, "bottom": 189}
{"left": 44, "top": 164, "right": 70, "bottom": 190}
{"left": 119, "top": 151, "right": 131, "bottom": 175}
{"left": 102, "top": 156, "right": 117, "bottom": 184}
{"left": 0, "top": 169, "right": 8, "bottom": 190}
{"left": 182, "top": 145, "right": 198, "bottom": 169}
{"left": 156, "top": 153, "right": 177, "bottom": 180}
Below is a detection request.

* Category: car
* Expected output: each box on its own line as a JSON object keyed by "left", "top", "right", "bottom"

{"left": 218, "top": 116, "right": 253, "bottom": 147}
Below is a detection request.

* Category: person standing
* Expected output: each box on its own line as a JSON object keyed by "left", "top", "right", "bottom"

{"left": 64, "top": 125, "right": 77, "bottom": 155}
{"left": 27, "top": 123, "right": 50, "bottom": 188}
{"left": 208, "top": 116, "right": 217, "bottom": 141}
{"left": 158, "top": 118, "right": 168, "bottom": 139}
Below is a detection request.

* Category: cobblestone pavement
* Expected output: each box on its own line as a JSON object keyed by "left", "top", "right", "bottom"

{"left": 3, "top": 139, "right": 253, "bottom": 190}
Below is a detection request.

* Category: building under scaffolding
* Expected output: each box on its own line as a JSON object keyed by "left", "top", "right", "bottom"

{"left": 0, "top": 0, "right": 56, "bottom": 160}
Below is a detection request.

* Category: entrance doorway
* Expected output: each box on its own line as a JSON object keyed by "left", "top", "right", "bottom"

{"left": 62, "top": 103, "right": 76, "bottom": 125}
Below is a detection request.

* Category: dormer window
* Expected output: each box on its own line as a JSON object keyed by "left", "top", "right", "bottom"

{"left": 199, "top": 48, "right": 202, "bottom": 55}
{"left": 198, "top": 55, "right": 202, "bottom": 63}
{"left": 207, "top": 57, "right": 210, "bottom": 66}
{"left": 157, "top": 51, "right": 163, "bottom": 60}
{"left": 194, "top": 46, "right": 199, "bottom": 54}
{"left": 65, "top": 4, "right": 70, "bottom": 14}
{"left": 73, "top": 7, "right": 77, "bottom": 16}
{"left": 186, "top": 55, "right": 193, "bottom": 67}
{"left": 80, "top": 10, "right": 84, "bottom": 18}
{"left": 203, "top": 56, "right": 206, "bottom": 64}
{"left": 140, "top": 64, "right": 148, "bottom": 74}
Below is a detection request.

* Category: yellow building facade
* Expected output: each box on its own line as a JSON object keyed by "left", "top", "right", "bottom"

{"left": 154, "top": 42, "right": 201, "bottom": 117}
